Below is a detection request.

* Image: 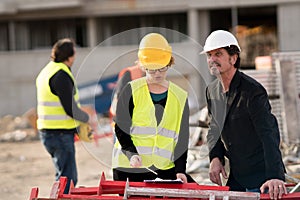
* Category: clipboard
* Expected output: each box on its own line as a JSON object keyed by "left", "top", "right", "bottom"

{"left": 144, "top": 177, "right": 183, "bottom": 184}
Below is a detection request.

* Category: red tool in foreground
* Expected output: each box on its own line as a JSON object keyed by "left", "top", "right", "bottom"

{"left": 29, "top": 172, "right": 300, "bottom": 200}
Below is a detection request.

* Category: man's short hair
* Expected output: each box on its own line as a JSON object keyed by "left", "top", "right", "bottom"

{"left": 51, "top": 38, "right": 75, "bottom": 63}
{"left": 224, "top": 45, "right": 240, "bottom": 69}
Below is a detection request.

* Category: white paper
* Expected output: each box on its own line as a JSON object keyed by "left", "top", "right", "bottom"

{"left": 144, "top": 177, "right": 183, "bottom": 183}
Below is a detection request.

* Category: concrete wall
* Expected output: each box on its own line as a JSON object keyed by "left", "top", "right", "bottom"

{"left": 277, "top": 2, "right": 300, "bottom": 51}
{"left": 1, "top": 0, "right": 300, "bottom": 116}
{"left": 0, "top": 42, "right": 208, "bottom": 117}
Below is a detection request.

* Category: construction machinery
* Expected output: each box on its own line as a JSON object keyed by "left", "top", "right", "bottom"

{"left": 29, "top": 172, "right": 300, "bottom": 200}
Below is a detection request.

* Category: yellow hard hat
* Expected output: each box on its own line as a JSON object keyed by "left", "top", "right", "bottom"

{"left": 138, "top": 33, "right": 172, "bottom": 70}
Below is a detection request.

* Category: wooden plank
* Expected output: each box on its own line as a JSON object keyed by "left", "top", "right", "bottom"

{"left": 124, "top": 186, "right": 260, "bottom": 200}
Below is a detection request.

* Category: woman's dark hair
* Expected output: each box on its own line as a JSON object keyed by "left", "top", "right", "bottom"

{"left": 224, "top": 45, "right": 240, "bottom": 69}
{"left": 167, "top": 56, "right": 175, "bottom": 67}
{"left": 51, "top": 38, "right": 75, "bottom": 63}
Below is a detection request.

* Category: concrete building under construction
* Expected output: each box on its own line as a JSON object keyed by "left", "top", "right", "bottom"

{"left": 0, "top": 0, "right": 300, "bottom": 116}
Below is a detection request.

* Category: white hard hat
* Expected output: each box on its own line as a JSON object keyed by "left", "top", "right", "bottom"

{"left": 200, "top": 30, "right": 241, "bottom": 54}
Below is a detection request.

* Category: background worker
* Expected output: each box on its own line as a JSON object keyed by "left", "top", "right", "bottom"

{"left": 36, "top": 38, "right": 92, "bottom": 194}
{"left": 202, "top": 30, "right": 286, "bottom": 199}
{"left": 112, "top": 33, "right": 193, "bottom": 183}
{"left": 109, "top": 64, "right": 144, "bottom": 121}
{"left": 109, "top": 64, "right": 145, "bottom": 144}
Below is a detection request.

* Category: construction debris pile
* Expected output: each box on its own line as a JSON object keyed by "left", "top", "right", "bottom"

{"left": 0, "top": 108, "right": 38, "bottom": 142}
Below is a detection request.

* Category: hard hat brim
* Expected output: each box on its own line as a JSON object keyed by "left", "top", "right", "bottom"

{"left": 141, "top": 63, "right": 167, "bottom": 70}
{"left": 199, "top": 45, "right": 241, "bottom": 55}
{"left": 138, "top": 48, "right": 171, "bottom": 70}
{"left": 199, "top": 49, "right": 206, "bottom": 55}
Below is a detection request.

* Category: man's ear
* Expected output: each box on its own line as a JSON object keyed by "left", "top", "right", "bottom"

{"left": 230, "top": 54, "right": 238, "bottom": 65}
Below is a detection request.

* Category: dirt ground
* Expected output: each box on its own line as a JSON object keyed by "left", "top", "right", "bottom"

{"left": 0, "top": 113, "right": 209, "bottom": 200}
{"left": 2, "top": 136, "right": 300, "bottom": 200}
{"left": 0, "top": 134, "right": 210, "bottom": 200}
{"left": 0, "top": 135, "right": 114, "bottom": 200}
{"left": 2, "top": 111, "right": 299, "bottom": 200}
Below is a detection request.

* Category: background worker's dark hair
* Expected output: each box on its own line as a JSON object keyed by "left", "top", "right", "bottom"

{"left": 51, "top": 38, "right": 75, "bottom": 63}
{"left": 224, "top": 45, "right": 240, "bottom": 69}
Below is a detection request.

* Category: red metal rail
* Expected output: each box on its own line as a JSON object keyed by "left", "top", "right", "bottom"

{"left": 29, "top": 172, "right": 300, "bottom": 200}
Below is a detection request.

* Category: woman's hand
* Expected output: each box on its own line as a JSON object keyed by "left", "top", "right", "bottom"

{"left": 176, "top": 173, "right": 187, "bottom": 183}
{"left": 130, "top": 155, "right": 142, "bottom": 168}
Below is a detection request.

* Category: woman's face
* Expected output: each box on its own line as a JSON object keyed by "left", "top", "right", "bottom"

{"left": 145, "top": 66, "right": 168, "bottom": 83}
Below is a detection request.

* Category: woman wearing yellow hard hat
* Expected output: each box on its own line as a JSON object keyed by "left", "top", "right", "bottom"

{"left": 112, "top": 33, "right": 194, "bottom": 183}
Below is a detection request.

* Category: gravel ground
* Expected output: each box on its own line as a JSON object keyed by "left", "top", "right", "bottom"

{"left": 0, "top": 136, "right": 114, "bottom": 200}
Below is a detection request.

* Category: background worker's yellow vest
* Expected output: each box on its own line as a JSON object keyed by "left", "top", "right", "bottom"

{"left": 36, "top": 61, "right": 81, "bottom": 129}
{"left": 112, "top": 77, "right": 187, "bottom": 169}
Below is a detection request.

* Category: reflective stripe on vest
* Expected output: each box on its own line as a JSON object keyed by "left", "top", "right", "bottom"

{"left": 112, "top": 77, "right": 187, "bottom": 169}
{"left": 36, "top": 61, "right": 81, "bottom": 129}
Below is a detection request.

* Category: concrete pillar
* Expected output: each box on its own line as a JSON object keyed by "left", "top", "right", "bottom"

{"left": 87, "top": 17, "right": 98, "bottom": 47}
{"left": 187, "top": 9, "right": 211, "bottom": 109}
{"left": 198, "top": 10, "right": 210, "bottom": 46}
{"left": 8, "top": 21, "right": 16, "bottom": 51}
{"left": 187, "top": 9, "right": 200, "bottom": 43}
{"left": 231, "top": 7, "right": 238, "bottom": 35}
{"left": 277, "top": 3, "right": 300, "bottom": 51}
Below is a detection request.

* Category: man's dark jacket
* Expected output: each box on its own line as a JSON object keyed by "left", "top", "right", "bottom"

{"left": 206, "top": 70, "right": 285, "bottom": 189}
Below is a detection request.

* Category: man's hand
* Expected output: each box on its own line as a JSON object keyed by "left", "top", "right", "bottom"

{"left": 209, "top": 157, "right": 228, "bottom": 185}
{"left": 260, "top": 179, "right": 287, "bottom": 200}
{"left": 130, "top": 155, "right": 142, "bottom": 168}
{"left": 176, "top": 173, "right": 187, "bottom": 183}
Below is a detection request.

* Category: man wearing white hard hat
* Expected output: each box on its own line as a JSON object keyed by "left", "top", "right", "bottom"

{"left": 202, "top": 30, "right": 286, "bottom": 199}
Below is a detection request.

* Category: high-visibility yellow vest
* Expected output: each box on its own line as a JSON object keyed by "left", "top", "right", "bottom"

{"left": 112, "top": 77, "right": 187, "bottom": 169}
{"left": 36, "top": 61, "right": 81, "bottom": 129}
